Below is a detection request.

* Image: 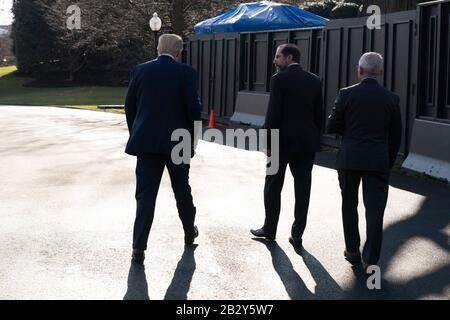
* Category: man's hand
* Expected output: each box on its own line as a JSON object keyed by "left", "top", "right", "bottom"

{"left": 265, "top": 149, "right": 272, "bottom": 157}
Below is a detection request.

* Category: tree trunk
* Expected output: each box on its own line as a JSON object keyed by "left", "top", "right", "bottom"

{"left": 170, "top": 0, "right": 188, "bottom": 37}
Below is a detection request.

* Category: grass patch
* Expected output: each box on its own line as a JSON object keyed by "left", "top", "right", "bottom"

{"left": 0, "top": 66, "right": 127, "bottom": 108}
{"left": 0, "top": 66, "right": 17, "bottom": 77}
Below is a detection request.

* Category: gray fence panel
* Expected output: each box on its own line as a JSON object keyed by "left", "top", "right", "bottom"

{"left": 387, "top": 12, "right": 416, "bottom": 155}
{"left": 224, "top": 37, "right": 238, "bottom": 118}
{"left": 238, "top": 29, "right": 321, "bottom": 94}
{"left": 212, "top": 39, "right": 224, "bottom": 117}
{"left": 187, "top": 33, "right": 239, "bottom": 119}
{"left": 417, "top": 0, "right": 450, "bottom": 123}
{"left": 200, "top": 39, "right": 212, "bottom": 115}
{"left": 252, "top": 33, "right": 268, "bottom": 92}
{"left": 323, "top": 27, "right": 343, "bottom": 132}
{"left": 403, "top": 0, "right": 450, "bottom": 182}
{"left": 187, "top": 28, "right": 322, "bottom": 123}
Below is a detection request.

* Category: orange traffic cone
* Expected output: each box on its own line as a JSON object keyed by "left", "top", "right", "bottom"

{"left": 208, "top": 109, "right": 216, "bottom": 128}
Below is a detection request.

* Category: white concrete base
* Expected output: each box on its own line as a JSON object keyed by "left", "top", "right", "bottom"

{"left": 230, "top": 91, "right": 269, "bottom": 126}
{"left": 403, "top": 153, "right": 450, "bottom": 183}
{"left": 402, "top": 119, "right": 450, "bottom": 183}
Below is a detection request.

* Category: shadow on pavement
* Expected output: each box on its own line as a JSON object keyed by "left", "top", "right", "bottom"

{"left": 164, "top": 244, "right": 198, "bottom": 300}
{"left": 253, "top": 150, "right": 450, "bottom": 299}
{"left": 123, "top": 262, "right": 150, "bottom": 300}
{"left": 375, "top": 173, "right": 450, "bottom": 299}
{"left": 297, "top": 248, "right": 343, "bottom": 299}
{"left": 340, "top": 166, "right": 450, "bottom": 299}
{"left": 252, "top": 238, "right": 315, "bottom": 299}
{"left": 317, "top": 150, "right": 450, "bottom": 299}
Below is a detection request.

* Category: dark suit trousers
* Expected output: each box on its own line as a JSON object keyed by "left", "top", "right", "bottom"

{"left": 263, "top": 152, "right": 315, "bottom": 238}
{"left": 338, "top": 170, "right": 389, "bottom": 265}
{"left": 133, "top": 155, "right": 196, "bottom": 251}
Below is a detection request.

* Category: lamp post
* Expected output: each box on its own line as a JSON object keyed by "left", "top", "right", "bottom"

{"left": 149, "top": 12, "right": 162, "bottom": 58}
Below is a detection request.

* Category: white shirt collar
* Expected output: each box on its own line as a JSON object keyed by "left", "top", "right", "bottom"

{"left": 159, "top": 53, "right": 175, "bottom": 60}
{"left": 288, "top": 63, "right": 300, "bottom": 68}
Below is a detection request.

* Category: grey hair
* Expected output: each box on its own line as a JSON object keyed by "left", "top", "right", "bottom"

{"left": 157, "top": 34, "right": 183, "bottom": 55}
{"left": 358, "top": 52, "right": 384, "bottom": 77}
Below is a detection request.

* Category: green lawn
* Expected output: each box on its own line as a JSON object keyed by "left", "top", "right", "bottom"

{"left": 0, "top": 66, "right": 127, "bottom": 110}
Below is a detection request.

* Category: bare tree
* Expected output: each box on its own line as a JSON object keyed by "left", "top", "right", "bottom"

{"left": 361, "top": 0, "right": 425, "bottom": 13}
{"left": 127, "top": 0, "right": 301, "bottom": 38}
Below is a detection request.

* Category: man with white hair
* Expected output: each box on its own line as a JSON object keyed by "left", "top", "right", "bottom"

{"left": 125, "top": 34, "right": 202, "bottom": 263}
{"left": 327, "top": 52, "right": 402, "bottom": 272}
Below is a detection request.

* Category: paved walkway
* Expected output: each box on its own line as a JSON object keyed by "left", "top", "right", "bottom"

{"left": 0, "top": 106, "right": 449, "bottom": 300}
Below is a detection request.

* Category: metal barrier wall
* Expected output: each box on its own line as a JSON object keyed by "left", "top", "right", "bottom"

{"left": 185, "top": 28, "right": 322, "bottom": 122}
{"left": 186, "top": 33, "right": 240, "bottom": 120}
{"left": 417, "top": 0, "right": 450, "bottom": 123}
{"left": 239, "top": 28, "right": 323, "bottom": 92}
{"left": 403, "top": 0, "right": 450, "bottom": 182}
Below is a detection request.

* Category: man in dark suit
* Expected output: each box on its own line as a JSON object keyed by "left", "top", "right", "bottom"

{"left": 327, "top": 52, "right": 402, "bottom": 271}
{"left": 251, "top": 44, "right": 323, "bottom": 249}
{"left": 125, "top": 34, "right": 202, "bottom": 263}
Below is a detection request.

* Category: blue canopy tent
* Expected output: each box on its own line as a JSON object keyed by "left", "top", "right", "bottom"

{"left": 194, "top": 1, "right": 328, "bottom": 34}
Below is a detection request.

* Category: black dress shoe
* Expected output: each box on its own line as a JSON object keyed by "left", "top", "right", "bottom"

{"left": 344, "top": 250, "right": 361, "bottom": 265}
{"left": 289, "top": 237, "right": 303, "bottom": 249}
{"left": 132, "top": 250, "right": 145, "bottom": 264}
{"left": 185, "top": 226, "right": 199, "bottom": 245}
{"left": 250, "top": 228, "right": 275, "bottom": 240}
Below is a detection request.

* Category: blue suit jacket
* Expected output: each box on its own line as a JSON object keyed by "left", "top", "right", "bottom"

{"left": 125, "top": 55, "right": 202, "bottom": 156}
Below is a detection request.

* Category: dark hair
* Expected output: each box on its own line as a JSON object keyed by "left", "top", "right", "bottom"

{"left": 280, "top": 44, "right": 301, "bottom": 63}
